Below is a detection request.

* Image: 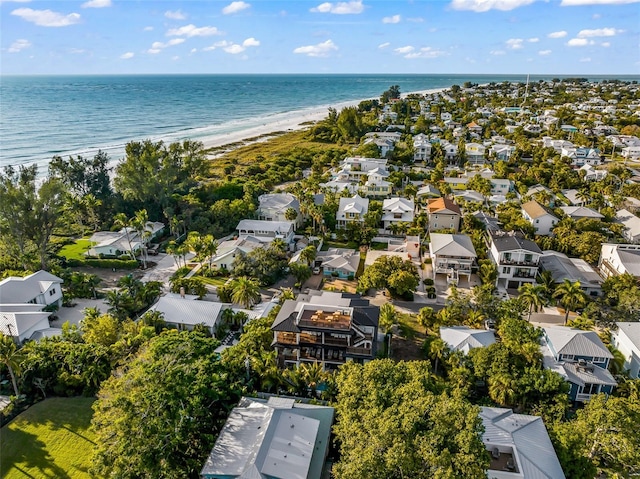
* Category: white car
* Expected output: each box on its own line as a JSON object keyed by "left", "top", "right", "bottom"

{"left": 313, "top": 266, "right": 321, "bottom": 275}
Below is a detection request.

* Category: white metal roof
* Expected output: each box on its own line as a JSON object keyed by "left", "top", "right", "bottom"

{"left": 615, "top": 322, "right": 640, "bottom": 349}
{"left": 148, "top": 296, "right": 225, "bottom": 329}
{"left": 429, "top": 233, "right": 477, "bottom": 258}
{"left": 440, "top": 326, "right": 495, "bottom": 354}
{"left": 0, "top": 270, "right": 62, "bottom": 305}
{"left": 544, "top": 327, "right": 612, "bottom": 359}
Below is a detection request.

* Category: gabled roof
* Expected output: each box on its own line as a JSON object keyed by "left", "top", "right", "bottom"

{"left": 149, "top": 296, "right": 225, "bottom": 329}
{"left": 522, "top": 200, "right": 557, "bottom": 220}
{"left": 237, "top": 220, "right": 294, "bottom": 234}
{"left": 489, "top": 230, "right": 542, "bottom": 254}
{"left": 0, "top": 310, "right": 51, "bottom": 338}
{"left": 480, "top": 407, "right": 566, "bottom": 479}
{"left": 616, "top": 209, "right": 640, "bottom": 237}
{"left": 427, "top": 197, "right": 461, "bottom": 215}
{"left": 614, "top": 322, "right": 640, "bottom": 349}
{"left": 539, "top": 251, "right": 602, "bottom": 288}
{"left": 440, "top": 326, "right": 495, "bottom": 354}
{"left": 429, "top": 233, "right": 477, "bottom": 258}
{"left": 416, "top": 184, "right": 440, "bottom": 197}
{"left": 258, "top": 193, "right": 299, "bottom": 212}
{"left": 338, "top": 195, "right": 369, "bottom": 215}
{"left": 544, "top": 326, "right": 613, "bottom": 359}
{"left": 563, "top": 361, "right": 617, "bottom": 387}
{"left": 560, "top": 206, "right": 604, "bottom": 219}
{"left": 382, "top": 197, "right": 414, "bottom": 213}
{"left": 0, "top": 270, "right": 63, "bottom": 304}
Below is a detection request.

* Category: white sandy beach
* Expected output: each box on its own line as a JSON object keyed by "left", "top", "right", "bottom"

{"left": 200, "top": 87, "right": 446, "bottom": 157}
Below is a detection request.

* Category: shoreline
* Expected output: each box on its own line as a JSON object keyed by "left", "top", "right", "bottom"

{"left": 200, "top": 87, "right": 446, "bottom": 159}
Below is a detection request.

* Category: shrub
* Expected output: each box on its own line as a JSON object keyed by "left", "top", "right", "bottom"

{"left": 423, "top": 278, "right": 434, "bottom": 286}
{"left": 84, "top": 258, "right": 138, "bottom": 269}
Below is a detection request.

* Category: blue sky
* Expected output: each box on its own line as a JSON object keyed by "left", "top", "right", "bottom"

{"left": 2, "top": 0, "right": 639, "bottom": 75}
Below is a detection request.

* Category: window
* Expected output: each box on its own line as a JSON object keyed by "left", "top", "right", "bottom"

{"left": 502, "top": 267, "right": 511, "bottom": 274}
{"left": 524, "top": 254, "right": 532, "bottom": 263}
{"left": 535, "top": 219, "right": 539, "bottom": 224}
{"left": 49, "top": 289, "right": 56, "bottom": 296}
{"left": 582, "top": 383, "right": 599, "bottom": 395}
{"left": 592, "top": 357, "right": 605, "bottom": 363}
{"left": 561, "top": 354, "right": 575, "bottom": 361}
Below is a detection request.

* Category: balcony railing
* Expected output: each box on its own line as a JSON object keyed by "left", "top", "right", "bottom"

{"left": 513, "top": 271, "right": 536, "bottom": 278}
{"left": 346, "top": 346, "right": 372, "bottom": 356}
{"left": 275, "top": 333, "right": 298, "bottom": 345}
{"left": 500, "top": 259, "right": 538, "bottom": 266}
{"left": 575, "top": 393, "right": 593, "bottom": 403}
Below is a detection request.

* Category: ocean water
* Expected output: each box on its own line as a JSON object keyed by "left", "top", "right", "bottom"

{"left": 0, "top": 74, "right": 635, "bottom": 173}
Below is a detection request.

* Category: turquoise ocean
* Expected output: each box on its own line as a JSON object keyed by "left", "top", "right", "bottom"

{"left": 1, "top": 74, "right": 637, "bottom": 173}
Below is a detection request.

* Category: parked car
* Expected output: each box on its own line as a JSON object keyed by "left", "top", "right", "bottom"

{"left": 313, "top": 266, "right": 321, "bottom": 275}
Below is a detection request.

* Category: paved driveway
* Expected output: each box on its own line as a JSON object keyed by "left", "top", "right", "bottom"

{"left": 51, "top": 298, "right": 110, "bottom": 327}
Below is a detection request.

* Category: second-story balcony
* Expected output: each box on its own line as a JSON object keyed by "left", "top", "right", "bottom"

{"left": 500, "top": 258, "right": 538, "bottom": 266}
{"left": 513, "top": 270, "right": 536, "bottom": 278}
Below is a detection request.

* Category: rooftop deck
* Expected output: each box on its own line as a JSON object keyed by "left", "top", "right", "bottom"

{"left": 298, "top": 309, "right": 351, "bottom": 330}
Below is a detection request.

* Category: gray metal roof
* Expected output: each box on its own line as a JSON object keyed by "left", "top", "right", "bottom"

{"left": 201, "top": 397, "right": 334, "bottom": 479}
{"left": 440, "top": 326, "right": 495, "bottom": 354}
{"left": 563, "top": 361, "right": 617, "bottom": 387}
{"left": 559, "top": 206, "right": 604, "bottom": 219}
{"left": 539, "top": 251, "right": 602, "bottom": 288}
{"left": 149, "top": 296, "right": 224, "bottom": 329}
{"left": 480, "top": 407, "right": 566, "bottom": 479}
{"left": 0, "top": 270, "right": 62, "bottom": 305}
{"left": 429, "top": 233, "right": 477, "bottom": 258}
{"left": 615, "top": 322, "right": 640, "bottom": 349}
{"left": 544, "top": 327, "right": 613, "bottom": 359}
{"left": 617, "top": 250, "right": 640, "bottom": 276}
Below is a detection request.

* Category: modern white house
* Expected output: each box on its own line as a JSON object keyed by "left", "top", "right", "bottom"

{"left": 236, "top": 220, "right": 295, "bottom": 245}
{"left": 381, "top": 197, "right": 414, "bottom": 232}
{"left": 521, "top": 200, "right": 558, "bottom": 236}
{"left": 429, "top": 233, "right": 477, "bottom": 285}
{"left": 257, "top": 193, "right": 301, "bottom": 228}
{"left": 89, "top": 221, "right": 165, "bottom": 257}
{"left": 480, "top": 407, "right": 566, "bottom": 479}
{"left": 413, "top": 133, "right": 432, "bottom": 162}
{"left": 336, "top": 195, "right": 369, "bottom": 229}
{"left": 621, "top": 145, "right": 640, "bottom": 160}
{"left": 360, "top": 167, "right": 392, "bottom": 197}
{"left": 616, "top": 209, "right": 640, "bottom": 243}
{"left": 612, "top": 322, "right": 640, "bottom": 379}
{"left": 440, "top": 326, "right": 496, "bottom": 355}
{"left": 579, "top": 164, "right": 607, "bottom": 182}
{"left": 200, "top": 396, "right": 334, "bottom": 479}
{"left": 598, "top": 243, "right": 640, "bottom": 279}
{"left": 561, "top": 147, "right": 602, "bottom": 166}
{"left": 538, "top": 251, "right": 602, "bottom": 297}
{"left": 0, "top": 270, "right": 64, "bottom": 342}
{"left": 465, "top": 142, "right": 486, "bottom": 165}
{"left": 208, "top": 236, "right": 263, "bottom": 271}
{"left": 488, "top": 230, "right": 542, "bottom": 289}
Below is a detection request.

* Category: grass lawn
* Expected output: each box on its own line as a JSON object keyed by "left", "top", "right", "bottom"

{"left": 321, "top": 240, "right": 360, "bottom": 251}
{"left": 1, "top": 397, "right": 96, "bottom": 479}
{"left": 58, "top": 239, "right": 94, "bottom": 261}
{"left": 198, "top": 276, "right": 230, "bottom": 287}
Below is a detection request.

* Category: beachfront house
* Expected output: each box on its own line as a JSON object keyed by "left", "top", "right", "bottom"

{"left": 89, "top": 222, "right": 165, "bottom": 258}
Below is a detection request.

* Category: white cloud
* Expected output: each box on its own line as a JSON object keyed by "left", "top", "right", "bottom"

{"left": 561, "top": 0, "right": 639, "bottom": 5}
{"left": 382, "top": 14, "right": 400, "bottom": 23}
{"left": 293, "top": 39, "right": 338, "bottom": 57}
{"left": 490, "top": 50, "right": 506, "bottom": 55}
{"left": 378, "top": 42, "right": 390, "bottom": 49}
{"left": 7, "top": 39, "right": 31, "bottom": 53}
{"left": 450, "top": 0, "right": 536, "bottom": 12}
{"left": 548, "top": 30, "right": 568, "bottom": 38}
{"left": 224, "top": 44, "right": 245, "bottom": 54}
{"left": 506, "top": 38, "right": 524, "bottom": 49}
{"left": 404, "top": 47, "right": 447, "bottom": 59}
{"left": 164, "top": 9, "right": 186, "bottom": 20}
{"left": 592, "top": 13, "right": 601, "bottom": 18}
{"left": 242, "top": 37, "right": 260, "bottom": 47}
{"left": 580, "top": 57, "right": 592, "bottom": 62}
{"left": 567, "top": 38, "right": 593, "bottom": 46}
{"left": 69, "top": 48, "right": 86, "bottom": 54}
{"left": 538, "top": 49, "right": 552, "bottom": 55}
{"left": 577, "top": 27, "right": 622, "bottom": 37}
{"left": 310, "top": 1, "right": 364, "bottom": 14}
{"left": 143, "top": 26, "right": 153, "bottom": 31}
{"left": 406, "top": 17, "right": 424, "bottom": 22}
{"left": 394, "top": 45, "right": 415, "bottom": 54}
{"left": 148, "top": 38, "right": 185, "bottom": 53}
{"left": 528, "top": 37, "right": 539, "bottom": 42}
{"left": 222, "top": 1, "right": 251, "bottom": 14}
{"left": 203, "top": 40, "right": 230, "bottom": 51}
{"left": 11, "top": 8, "right": 80, "bottom": 27}
{"left": 601, "top": 41, "right": 611, "bottom": 47}
{"left": 120, "top": 52, "right": 134, "bottom": 59}
{"left": 172, "top": 56, "right": 180, "bottom": 61}
{"left": 166, "top": 24, "right": 222, "bottom": 37}
{"left": 81, "top": 0, "right": 111, "bottom": 8}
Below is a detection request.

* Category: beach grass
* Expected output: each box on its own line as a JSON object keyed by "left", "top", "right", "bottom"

{"left": 58, "top": 239, "right": 94, "bottom": 261}
{"left": 0, "top": 397, "right": 96, "bottom": 479}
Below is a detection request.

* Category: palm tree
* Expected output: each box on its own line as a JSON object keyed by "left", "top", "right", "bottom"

{"left": 83, "top": 193, "right": 102, "bottom": 231}
{"left": 466, "top": 309, "right": 485, "bottom": 329}
{"left": 379, "top": 303, "right": 397, "bottom": 358}
{"left": 0, "top": 333, "right": 22, "bottom": 397}
{"left": 131, "top": 209, "right": 150, "bottom": 268}
{"left": 536, "top": 270, "right": 555, "bottom": 300}
{"left": 428, "top": 337, "right": 447, "bottom": 376}
{"left": 299, "top": 245, "right": 317, "bottom": 267}
{"left": 417, "top": 306, "right": 437, "bottom": 335}
{"left": 113, "top": 213, "right": 135, "bottom": 260}
{"left": 300, "top": 361, "right": 326, "bottom": 398}
{"left": 478, "top": 262, "right": 498, "bottom": 286}
{"left": 518, "top": 283, "right": 547, "bottom": 321}
{"left": 488, "top": 372, "right": 517, "bottom": 406}
{"left": 553, "top": 279, "right": 587, "bottom": 325}
{"left": 278, "top": 287, "right": 296, "bottom": 304}
{"left": 202, "top": 234, "right": 218, "bottom": 270}
{"left": 231, "top": 276, "right": 261, "bottom": 309}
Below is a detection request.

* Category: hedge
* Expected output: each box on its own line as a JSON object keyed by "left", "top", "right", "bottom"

{"left": 65, "top": 258, "right": 138, "bottom": 269}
